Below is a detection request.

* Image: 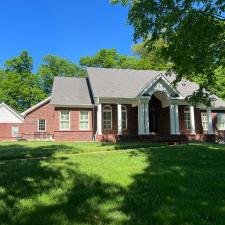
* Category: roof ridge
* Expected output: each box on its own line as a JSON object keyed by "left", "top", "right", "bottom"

{"left": 87, "top": 67, "right": 166, "bottom": 73}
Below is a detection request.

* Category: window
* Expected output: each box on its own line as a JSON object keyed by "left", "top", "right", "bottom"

{"left": 12, "top": 127, "right": 18, "bottom": 137}
{"left": 103, "top": 105, "right": 112, "bottom": 130}
{"left": 60, "top": 111, "right": 70, "bottom": 130}
{"left": 184, "top": 107, "right": 191, "bottom": 129}
{"left": 80, "top": 111, "right": 89, "bottom": 130}
{"left": 217, "top": 113, "right": 225, "bottom": 130}
{"left": 38, "top": 119, "right": 46, "bottom": 131}
{"left": 201, "top": 112, "right": 208, "bottom": 130}
{"left": 122, "top": 105, "right": 127, "bottom": 130}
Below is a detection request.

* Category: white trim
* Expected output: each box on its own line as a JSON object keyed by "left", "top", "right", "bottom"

{"left": 184, "top": 106, "right": 191, "bottom": 130}
{"left": 207, "top": 108, "right": 214, "bottom": 134}
{"left": 217, "top": 113, "right": 225, "bottom": 131}
{"left": 122, "top": 105, "right": 128, "bottom": 131}
{"left": 0, "top": 102, "right": 24, "bottom": 122}
{"left": 138, "top": 74, "right": 183, "bottom": 98}
{"left": 138, "top": 103, "right": 145, "bottom": 135}
{"left": 79, "top": 111, "right": 90, "bottom": 131}
{"left": 22, "top": 97, "right": 51, "bottom": 116}
{"left": 103, "top": 105, "right": 112, "bottom": 130}
{"left": 60, "top": 111, "right": 70, "bottom": 130}
{"left": 11, "top": 126, "right": 19, "bottom": 138}
{"left": 97, "top": 104, "right": 102, "bottom": 135}
{"left": 190, "top": 106, "right": 196, "bottom": 134}
{"left": 174, "top": 104, "right": 180, "bottom": 134}
{"left": 117, "top": 104, "right": 122, "bottom": 135}
{"left": 52, "top": 104, "right": 93, "bottom": 108}
{"left": 38, "top": 119, "right": 46, "bottom": 132}
{"left": 170, "top": 104, "right": 175, "bottom": 134}
{"left": 144, "top": 102, "right": 150, "bottom": 135}
{"left": 201, "top": 112, "right": 208, "bottom": 131}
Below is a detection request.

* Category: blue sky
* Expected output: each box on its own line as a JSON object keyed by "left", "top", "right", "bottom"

{"left": 0, "top": 0, "right": 134, "bottom": 70}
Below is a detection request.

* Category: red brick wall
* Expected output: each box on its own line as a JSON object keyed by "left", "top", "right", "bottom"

{"left": 21, "top": 101, "right": 94, "bottom": 141}
{"left": 54, "top": 108, "right": 93, "bottom": 141}
{"left": 21, "top": 100, "right": 57, "bottom": 139}
{"left": 0, "top": 123, "right": 22, "bottom": 141}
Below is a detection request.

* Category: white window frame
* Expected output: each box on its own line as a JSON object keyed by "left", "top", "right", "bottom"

{"left": 11, "top": 127, "right": 19, "bottom": 138}
{"left": 60, "top": 111, "right": 70, "bottom": 130}
{"left": 103, "top": 105, "right": 112, "bottom": 130}
{"left": 122, "top": 105, "right": 127, "bottom": 130}
{"left": 201, "top": 112, "right": 208, "bottom": 131}
{"left": 79, "top": 111, "right": 89, "bottom": 130}
{"left": 184, "top": 106, "right": 191, "bottom": 130}
{"left": 38, "top": 119, "right": 46, "bottom": 131}
{"left": 217, "top": 113, "right": 225, "bottom": 131}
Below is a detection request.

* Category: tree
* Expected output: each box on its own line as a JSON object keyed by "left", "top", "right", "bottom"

{"left": 0, "top": 51, "right": 46, "bottom": 112}
{"left": 5, "top": 50, "right": 33, "bottom": 74}
{"left": 80, "top": 48, "right": 139, "bottom": 69}
{"left": 132, "top": 39, "right": 172, "bottom": 70}
{"left": 38, "top": 55, "right": 86, "bottom": 95}
{"left": 80, "top": 47, "right": 170, "bottom": 70}
{"left": 111, "top": 0, "right": 225, "bottom": 104}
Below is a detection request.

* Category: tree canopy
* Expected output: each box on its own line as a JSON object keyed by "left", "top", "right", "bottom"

{"left": 111, "top": 0, "right": 225, "bottom": 104}
{"left": 0, "top": 51, "right": 46, "bottom": 112}
{"left": 39, "top": 55, "right": 86, "bottom": 95}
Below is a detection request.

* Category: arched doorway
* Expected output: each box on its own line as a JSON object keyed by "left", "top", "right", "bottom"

{"left": 148, "top": 91, "right": 170, "bottom": 134}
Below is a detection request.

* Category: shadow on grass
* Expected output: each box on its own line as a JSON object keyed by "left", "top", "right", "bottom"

{"left": 1, "top": 143, "right": 225, "bottom": 225}
{"left": 119, "top": 143, "right": 225, "bottom": 225}
{"left": 0, "top": 144, "right": 81, "bottom": 160}
{"left": 0, "top": 155, "right": 123, "bottom": 225}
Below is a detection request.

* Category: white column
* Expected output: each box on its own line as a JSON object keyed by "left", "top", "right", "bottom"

{"left": 207, "top": 107, "right": 213, "bottom": 134}
{"left": 170, "top": 104, "right": 175, "bottom": 135}
{"left": 174, "top": 104, "right": 180, "bottom": 134}
{"left": 97, "top": 104, "right": 102, "bottom": 135}
{"left": 138, "top": 103, "right": 145, "bottom": 135}
{"left": 117, "top": 104, "right": 122, "bottom": 135}
{"left": 189, "top": 106, "right": 196, "bottom": 134}
{"left": 144, "top": 102, "right": 150, "bottom": 135}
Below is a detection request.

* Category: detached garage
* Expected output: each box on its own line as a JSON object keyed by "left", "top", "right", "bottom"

{"left": 0, "top": 103, "right": 24, "bottom": 141}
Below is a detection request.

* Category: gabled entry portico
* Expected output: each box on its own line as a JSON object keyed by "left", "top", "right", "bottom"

{"left": 137, "top": 76, "right": 181, "bottom": 136}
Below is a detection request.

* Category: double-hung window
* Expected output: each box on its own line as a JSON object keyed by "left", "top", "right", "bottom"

{"left": 103, "top": 105, "right": 112, "bottom": 130}
{"left": 184, "top": 107, "right": 191, "bottom": 129}
{"left": 60, "top": 111, "right": 70, "bottom": 130}
{"left": 201, "top": 112, "right": 208, "bottom": 130}
{"left": 217, "top": 113, "right": 225, "bottom": 130}
{"left": 38, "top": 119, "right": 46, "bottom": 131}
{"left": 80, "top": 111, "right": 89, "bottom": 130}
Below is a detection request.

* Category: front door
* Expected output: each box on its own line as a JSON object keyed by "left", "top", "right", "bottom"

{"left": 149, "top": 110, "right": 157, "bottom": 132}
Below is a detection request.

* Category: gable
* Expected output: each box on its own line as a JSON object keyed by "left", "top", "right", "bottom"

{"left": 139, "top": 76, "right": 182, "bottom": 98}
{"left": 0, "top": 104, "right": 24, "bottom": 123}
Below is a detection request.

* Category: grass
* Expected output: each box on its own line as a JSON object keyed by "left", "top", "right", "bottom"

{"left": 0, "top": 142, "right": 225, "bottom": 225}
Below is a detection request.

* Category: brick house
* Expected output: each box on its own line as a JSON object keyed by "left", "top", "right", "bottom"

{"left": 1, "top": 68, "right": 225, "bottom": 142}
{"left": 0, "top": 102, "right": 24, "bottom": 141}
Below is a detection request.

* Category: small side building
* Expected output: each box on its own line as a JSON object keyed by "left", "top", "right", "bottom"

{"left": 0, "top": 103, "right": 24, "bottom": 141}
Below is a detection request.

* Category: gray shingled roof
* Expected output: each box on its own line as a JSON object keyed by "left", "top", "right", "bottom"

{"left": 87, "top": 67, "right": 225, "bottom": 108}
{"left": 87, "top": 67, "right": 164, "bottom": 98}
{"left": 50, "top": 68, "right": 225, "bottom": 109}
{"left": 51, "top": 77, "right": 93, "bottom": 106}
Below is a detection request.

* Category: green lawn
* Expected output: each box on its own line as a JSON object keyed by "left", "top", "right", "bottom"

{"left": 0, "top": 142, "right": 225, "bottom": 225}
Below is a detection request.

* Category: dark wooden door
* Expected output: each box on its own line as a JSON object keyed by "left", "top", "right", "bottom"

{"left": 149, "top": 111, "right": 157, "bottom": 132}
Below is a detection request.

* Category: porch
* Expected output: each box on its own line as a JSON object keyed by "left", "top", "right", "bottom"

{"left": 95, "top": 90, "right": 214, "bottom": 143}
